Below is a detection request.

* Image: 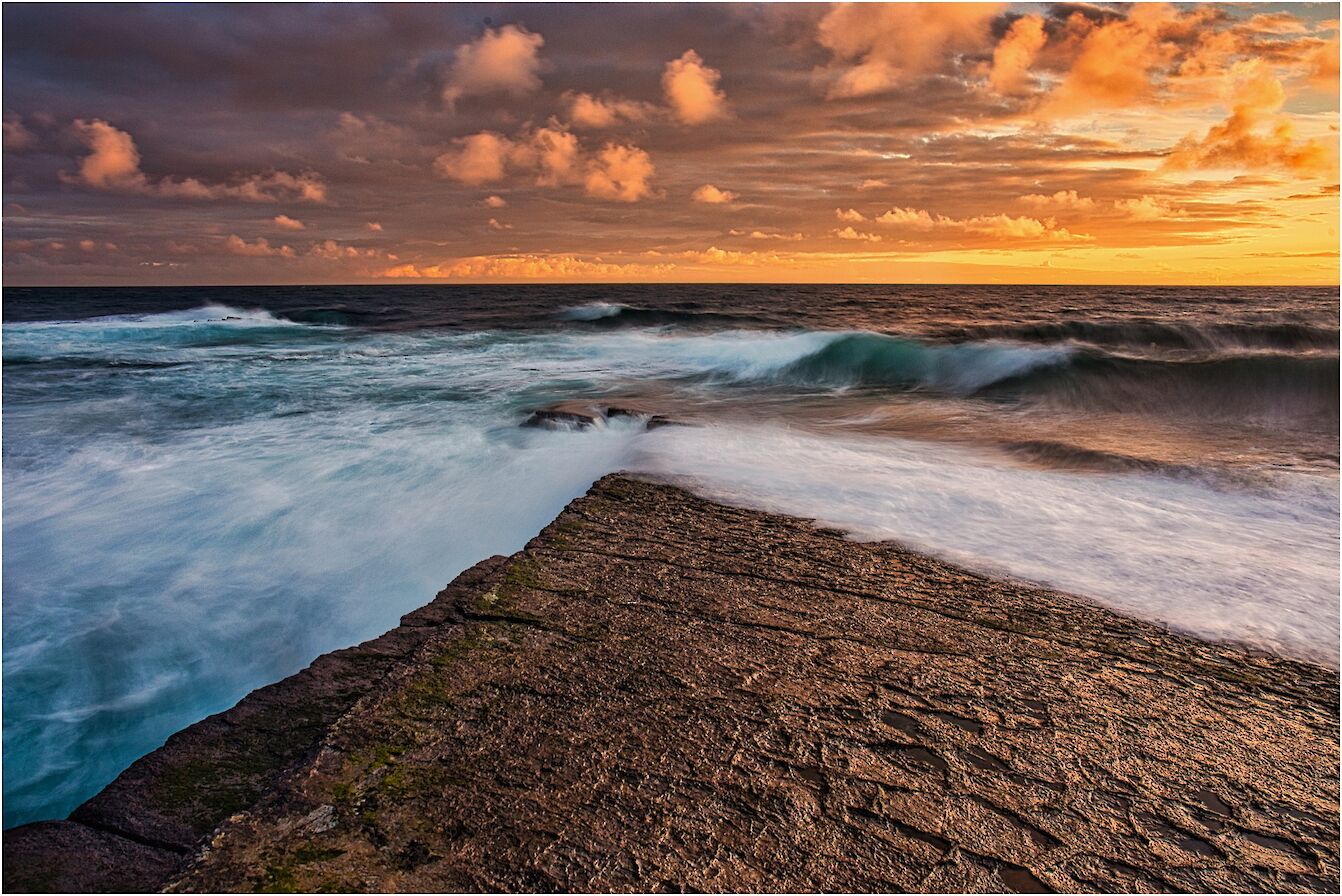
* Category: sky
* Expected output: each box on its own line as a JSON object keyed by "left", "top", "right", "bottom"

{"left": 2, "top": 1, "right": 1338, "bottom": 286}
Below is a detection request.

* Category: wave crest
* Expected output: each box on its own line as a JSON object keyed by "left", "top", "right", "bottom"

{"left": 703, "top": 329, "right": 1338, "bottom": 426}
{"left": 765, "top": 332, "right": 1071, "bottom": 394}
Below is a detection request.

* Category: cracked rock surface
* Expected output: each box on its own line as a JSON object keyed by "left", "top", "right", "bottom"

{"left": 5, "top": 474, "right": 1338, "bottom": 892}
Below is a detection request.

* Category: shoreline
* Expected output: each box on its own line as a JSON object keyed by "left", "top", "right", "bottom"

{"left": 4, "top": 473, "right": 1338, "bottom": 892}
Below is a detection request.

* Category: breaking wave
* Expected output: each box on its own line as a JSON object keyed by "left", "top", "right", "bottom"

{"left": 676, "top": 330, "right": 1338, "bottom": 427}
{"left": 759, "top": 332, "right": 1073, "bottom": 394}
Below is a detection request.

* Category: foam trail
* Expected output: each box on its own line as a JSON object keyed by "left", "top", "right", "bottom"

{"left": 631, "top": 423, "right": 1340, "bottom": 665}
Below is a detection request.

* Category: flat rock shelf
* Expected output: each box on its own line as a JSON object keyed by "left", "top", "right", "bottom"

{"left": 4, "top": 474, "right": 1338, "bottom": 893}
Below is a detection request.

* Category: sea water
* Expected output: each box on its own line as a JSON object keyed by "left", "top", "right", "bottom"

{"left": 3, "top": 284, "right": 1337, "bottom": 826}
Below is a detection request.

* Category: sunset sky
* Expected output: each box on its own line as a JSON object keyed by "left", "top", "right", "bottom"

{"left": 3, "top": 2, "right": 1338, "bottom": 286}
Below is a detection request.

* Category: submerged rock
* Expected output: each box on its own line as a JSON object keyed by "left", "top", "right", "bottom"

{"left": 521, "top": 401, "right": 675, "bottom": 431}
{"left": 3, "top": 475, "right": 1338, "bottom": 893}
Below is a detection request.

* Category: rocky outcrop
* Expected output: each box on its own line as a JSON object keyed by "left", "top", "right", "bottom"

{"left": 4, "top": 475, "right": 1338, "bottom": 892}
{"left": 1, "top": 558, "right": 510, "bottom": 893}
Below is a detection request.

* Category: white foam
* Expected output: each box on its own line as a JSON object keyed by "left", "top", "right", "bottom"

{"left": 21, "top": 303, "right": 296, "bottom": 329}
{"left": 558, "top": 301, "right": 629, "bottom": 320}
{"left": 630, "top": 422, "right": 1340, "bottom": 665}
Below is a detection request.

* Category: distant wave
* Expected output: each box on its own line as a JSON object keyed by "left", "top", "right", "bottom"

{"left": 3, "top": 304, "right": 348, "bottom": 359}
{"left": 558, "top": 303, "right": 1339, "bottom": 357}
{"left": 558, "top": 302, "right": 628, "bottom": 321}
{"left": 93, "top": 303, "right": 299, "bottom": 327}
{"left": 274, "top": 307, "right": 368, "bottom": 327}
{"left": 935, "top": 318, "right": 1339, "bottom": 354}
{"left": 982, "top": 350, "right": 1340, "bottom": 424}
{"left": 27, "top": 303, "right": 357, "bottom": 331}
{"left": 557, "top": 301, "right": 775, "bottom": 329}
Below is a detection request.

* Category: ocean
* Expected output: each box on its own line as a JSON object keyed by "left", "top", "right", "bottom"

{"left": 2, "top": 283, "right": 1338, "bottom": 828}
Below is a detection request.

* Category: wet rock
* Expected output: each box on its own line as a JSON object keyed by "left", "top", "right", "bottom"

{"left": 521, "top": 401, "right": 677, "bottom": 431}
{"left": 520, "top": 401, "right": 605, "bottom": 430}
{"left": 4, "top": 476, "right": 1337, "bottom": 893}
{"left": 1, "top": 821, "right": 180, "bottom": 893}
{"left": 605, "top": 405, "right": 677, "bottom": 429}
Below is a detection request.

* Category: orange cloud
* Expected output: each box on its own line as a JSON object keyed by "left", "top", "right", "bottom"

{"left": 967, "top": 213, "right": 1088, "bottom": 240}
{"left": 1114, "top": 195, "right": 1182, "bottom": 220}
{"left": 481, "top": 196, "right": 507, "bottom": 208}
{"left": 71, "top": 118, "right": 141, "bottom": 188}
{"left": 990, "top": 14, "right": 1047, "bottom": 95}
{"left": 672, "top": 246, "right": 793, "bottom": 266}
{"left": 817, "top": 2, "right": 1002, "bottom": 98}
{"left": 1307, "top": 33, "right": 1340, "bottom": 91}
{"left": 309, "top": 239, "right": 382, "bottom": 260}
{"left": 584, "top": 143, "right": 655, "bottom": 202}
{"left": 517, "top": 126, "right": 581, "bottom": 187}
{"left": 876, "top": 206, "right": 1092, "bottom": 242}
{"left": 1041, "top": 4, "right": 1194, "bottom": 115}
{"left": 70, "top": 119, "right": 326, "bottom": 202}
{"left": 225, "top": 235, "right": 295, "bottom": 258}
{"left": 1241, "top": 12, "right": 1312, "bottom": 37}
{"left": 833, "top": 226, "right": 881, "bottom": 242}
{"left": 565, "top": 92, "right": 652, "bottom": 128}
{"left": 662, "top": 50, "right": 729, "bottom": 124}
{"left": 442, "top": 24, "right": 545, "bottom": 108}
{"left": 433, "top": 131, "right": 512, "bottom": 185}
{"left": 435, "top": 127, "right": 653, "bottom": 201}
{"left": 835, "top": 207, "right": 866, "bottom": 222}
{"left": 692, "top": 184, "right": 737, "bottom": 203}
{"left": 272, "top": 214, "right": 305, "bottom": 230}
{"left": 1020, "top": 190, "right": 1096, "bottom": 210}
{"left": 1165, "top": 63, "right": 1334, "bottom": 174}
{"left": 383, "top": 253, "right": 670, "bottom": 280}
{"left": 876, "top": 207, "right": 936, "bottom": 227}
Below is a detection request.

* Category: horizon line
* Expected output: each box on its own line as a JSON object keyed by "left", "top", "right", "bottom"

{"left": 4, "top": 281, "right": 1340, "bottom": 290}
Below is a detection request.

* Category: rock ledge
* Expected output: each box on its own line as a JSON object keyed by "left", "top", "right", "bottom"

{"left": 4, "top": 475, "right": 1338, "bottom": 893}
